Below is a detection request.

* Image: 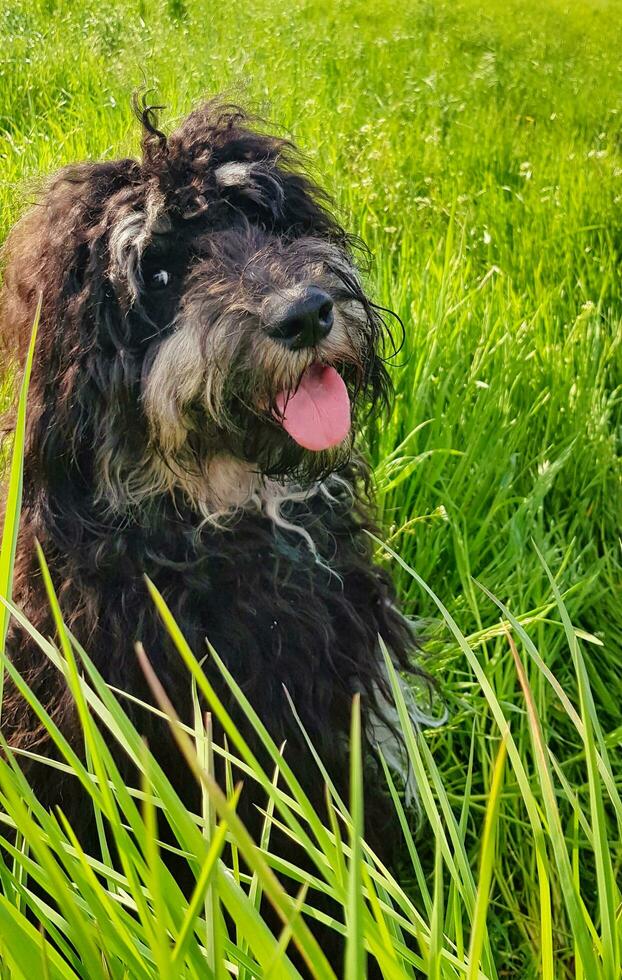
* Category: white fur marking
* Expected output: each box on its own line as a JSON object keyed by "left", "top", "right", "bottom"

{"left": 214, "top": 162, "right": 255, "bottom": 187}
{"left": 109, "top": 195, "right": 164, "bottom": 300}
{"left": 214, "top": 161, "right": 284, "bottom": 213}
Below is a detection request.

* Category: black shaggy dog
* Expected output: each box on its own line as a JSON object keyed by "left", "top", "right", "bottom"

{"left": 1, "top": 99, "right": 433, "bottom": 964}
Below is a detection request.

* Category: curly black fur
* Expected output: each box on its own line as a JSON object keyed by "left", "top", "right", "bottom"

{"left": 1, "top": 99, "right": 429, "bottom": 968}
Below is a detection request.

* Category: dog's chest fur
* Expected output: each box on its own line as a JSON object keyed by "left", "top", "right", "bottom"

{"left": 9, "top": 475, "right": 411, "bottom": 757}
{"left": 88, "top": 483, "right": 406, "bottom": 745}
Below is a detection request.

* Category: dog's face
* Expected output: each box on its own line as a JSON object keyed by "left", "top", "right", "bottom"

{"left": 3, "top": 101, "right": 396, "bottom": 515}
{"left": 135, "top": 213, "right": 384, "bottom": 487}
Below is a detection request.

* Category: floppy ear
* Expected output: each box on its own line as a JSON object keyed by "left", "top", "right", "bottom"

{"left": 1, "top": 160, "right": 141, "bottom": 368}
{"left": 0, "top": 160, "right": 147, "bottom": 533}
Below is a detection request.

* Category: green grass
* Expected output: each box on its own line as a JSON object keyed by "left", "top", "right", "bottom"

{"left": 1, "top": 0, "right": 621, "bottom": 976}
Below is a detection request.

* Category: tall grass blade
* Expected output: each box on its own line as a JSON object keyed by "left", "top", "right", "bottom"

{"left": 0, "top": 297, "right": 40, "bottom": 713}
{"left": 466, "top": 737, "right": 507, "bottom": 980}
{"left": 344, "top": 693, "right": 365, "bottom": 980}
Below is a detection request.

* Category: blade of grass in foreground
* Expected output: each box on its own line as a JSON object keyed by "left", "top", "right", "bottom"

{"left": 191, "top": 688, "right": 226, "bottom": 980}
{"left": 344, "top": 693, "right": 365, "bottom": 980}
{"left": 0, "top": 893, "right": 78, "bottom": 980}
{"left": 427, "top": 835, "right": 444, "bottom": 980}
{"left": 467, "top": 737, "right": 507, "bottom": 980}
{"left": 240, "top": 747, "right": 285, "bottom": 980}
{"left": 0, "top": 296, "right": 40, "bottom": 713}
{"left": 140, "top": 743, "right": 174, "bottom": 979}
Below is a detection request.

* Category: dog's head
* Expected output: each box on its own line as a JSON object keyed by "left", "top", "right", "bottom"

{"left": 2, "top": 100, "right": 398, "bottom": 517}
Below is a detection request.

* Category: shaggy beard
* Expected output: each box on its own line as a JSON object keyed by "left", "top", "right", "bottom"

{"left": 139, "top": 298, "right": 392, "bottom": 506}
{"left": 240, "top": 416, "right": 352, "bottom": 483}
{"left": 178, "top": 382, "right": 352, "bottom": 488}
{"left": 202, "top": 353, "right": 383, "bottom": 485}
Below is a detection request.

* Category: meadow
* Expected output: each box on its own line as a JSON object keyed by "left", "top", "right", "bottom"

{"left": 0, "top": 0, "right": 621, "bottom": 976}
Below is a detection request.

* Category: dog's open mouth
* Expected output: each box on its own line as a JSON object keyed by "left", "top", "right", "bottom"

{"left": 274, "top": 363, "right": 351, "bottom": 452}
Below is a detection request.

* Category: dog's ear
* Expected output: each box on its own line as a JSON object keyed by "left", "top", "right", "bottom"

{"left": 0, "top": 160, "right": 147, "bottom": 521}
{"left": 1, "top": 159, "right": 142, "bottom": 369}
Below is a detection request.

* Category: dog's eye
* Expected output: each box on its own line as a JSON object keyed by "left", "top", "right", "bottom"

{"left": 152, "top": 270, "right": 170, "bottom": 288}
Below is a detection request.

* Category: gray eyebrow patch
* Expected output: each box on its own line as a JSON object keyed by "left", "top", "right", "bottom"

{"left": 214, "top": 162, "right": 255, "bottom": 187}
{"left": 213, "top": 160, "right": 285, "bottom": 216}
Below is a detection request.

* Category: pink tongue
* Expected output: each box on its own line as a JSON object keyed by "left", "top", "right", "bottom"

{"left": 275, "top": 365, "right": 351, "bottom": 451}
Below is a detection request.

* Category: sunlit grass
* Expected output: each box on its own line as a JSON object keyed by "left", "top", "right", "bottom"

{"left": 1, "top": 0, "right": 622, "bottom": 975}
{"left": 0, "top": 501, "right": 619, "bottom": 976}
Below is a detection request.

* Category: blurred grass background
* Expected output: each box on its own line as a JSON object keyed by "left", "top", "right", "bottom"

{"left": 1, "top": 0, "right": 621, "bottom": 975}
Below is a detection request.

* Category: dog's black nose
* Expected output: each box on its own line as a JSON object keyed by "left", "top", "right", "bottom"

{"left": 267, "top": 287, "right": 334, "bottom": 349}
